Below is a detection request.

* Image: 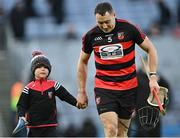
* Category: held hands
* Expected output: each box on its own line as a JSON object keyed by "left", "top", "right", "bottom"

{"left": 76, "top": 91, "right": 88, "bottom": 109}
{"left": 76, "top": 102, "right": 88, "bottom": 109}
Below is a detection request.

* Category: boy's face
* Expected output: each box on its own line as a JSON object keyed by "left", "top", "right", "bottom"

{"left": 34, "top": 65, "right": 49, "bottom": 79}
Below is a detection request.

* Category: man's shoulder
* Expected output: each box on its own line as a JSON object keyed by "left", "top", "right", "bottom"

{"left": 116, "top": 18, "right": 136, "bottom": 27}
{"left": 116, "top": 18, "right": 129, "bottom": 23}
{"left": 85, "top": 25, "right": 99, "bottom": 35}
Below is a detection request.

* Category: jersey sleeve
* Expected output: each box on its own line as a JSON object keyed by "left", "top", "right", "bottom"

{"left": 131, "top": 24, "right": 146, "bottom": 45}
{"left": 17, "top": 86, "right": 29, "bottom": 117}
{"left": 54, "top": 82, "right": 77, "bottom": 106}
{"left": 82, "top": 33, "right": 93, "bottom": 54}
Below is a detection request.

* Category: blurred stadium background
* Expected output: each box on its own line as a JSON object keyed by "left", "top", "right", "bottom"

{"left": 0, "top": 0, "right": 180, "bottom": 137}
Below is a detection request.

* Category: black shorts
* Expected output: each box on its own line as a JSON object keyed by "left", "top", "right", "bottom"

{"left": 94, "top": 87, "right": 137, "bottom": 119}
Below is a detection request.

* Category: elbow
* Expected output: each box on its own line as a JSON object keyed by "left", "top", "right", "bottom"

{"left": 147, "top": 46, "right": 157, "bottom": 55}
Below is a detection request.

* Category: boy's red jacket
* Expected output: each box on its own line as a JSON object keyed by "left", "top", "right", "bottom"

{"left": 17, "top": 79, "right": 77, "bottom": 128}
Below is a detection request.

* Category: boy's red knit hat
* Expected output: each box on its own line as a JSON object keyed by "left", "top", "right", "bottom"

{"left": 31, "top": 51, "right": 51, "bottom": 75}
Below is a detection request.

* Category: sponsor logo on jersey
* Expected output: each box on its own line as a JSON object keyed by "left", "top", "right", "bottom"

{"left": 94, "top": 36, "right": 103, "bottom": 41}
{"left": 99, "top": 44, "right": 124, "bottom": 60}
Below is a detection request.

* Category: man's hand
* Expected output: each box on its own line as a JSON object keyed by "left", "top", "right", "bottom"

{"left": 76, "top": 91, "right": 88, "bottom": 109}
{"left": 149, "top": 75, "right": 160, "bottom": 93}
{"left": 76, "top": 102, "right": 88, "bottom": 109}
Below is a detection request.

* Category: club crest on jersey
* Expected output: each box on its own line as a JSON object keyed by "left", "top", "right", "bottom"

{"left": 96, "top": 97, "right": 101, "bottom": 105}
{"left": 118, "top": 32, "right": 125, "bottom": 40}
{"left": 48, "top": 92, "right": 53, "bottom": 99}
{"left": 99, "top": 44, "right": 124, "bottom": 60}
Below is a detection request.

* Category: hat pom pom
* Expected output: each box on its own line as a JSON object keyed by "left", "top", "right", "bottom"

{"left": 32, "top": 51, "right": 43, "bottom": 57}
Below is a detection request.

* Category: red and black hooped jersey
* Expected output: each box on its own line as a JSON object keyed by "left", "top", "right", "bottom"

{"left": 82, "top": 19, "right": 146, "bottom": 91}
{"left": 17, "top": 79, "right": 77, "bottom": 128}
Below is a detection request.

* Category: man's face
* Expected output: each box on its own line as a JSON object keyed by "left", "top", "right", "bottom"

{"left": 95, "top": 11, "right": 116, "bottom": 33}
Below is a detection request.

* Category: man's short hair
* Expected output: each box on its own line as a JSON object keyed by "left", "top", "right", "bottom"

{"left": 94, "top": 2, "right": 114, "bottom": 16}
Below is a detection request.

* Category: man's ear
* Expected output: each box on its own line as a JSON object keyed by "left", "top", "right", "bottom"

{"left": 113, "top": 11, "right": 116, "bottom": 17}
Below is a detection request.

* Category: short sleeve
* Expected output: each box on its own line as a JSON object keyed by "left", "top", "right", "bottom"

{"left": 131, "top": 24, "right": 146, "bottom": 45}
{"left": 82, "top": 33, "right": 93, "bottom": 54}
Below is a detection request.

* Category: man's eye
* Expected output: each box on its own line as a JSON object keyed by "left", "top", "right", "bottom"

{"left": 105, "top": 21, "right": 110, "bottom": 24}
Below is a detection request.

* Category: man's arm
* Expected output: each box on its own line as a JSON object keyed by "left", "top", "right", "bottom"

{"left": 77, "top": 50, "right": 91, "bottom": 106}
{"left": 139, "top": 36, "right": 158, "bottom": 73}
{"left": 139, "top": 36, "right": 160, "bottom": 92}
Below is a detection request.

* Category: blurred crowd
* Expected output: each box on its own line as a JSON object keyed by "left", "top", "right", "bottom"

{"left": 57, "top": 117, "right": 97, "bottom": 137}
{"left": 8, "top": 0, "right": 65, "bottom": 40}
{"left": 0, "top": 0, "right": 179, "bottom": 44}
{"left": 0, "top": 0, "right": 76, "bottom": 42}
{"left": 146, "top": 0, "right": 180, "bottom": 38}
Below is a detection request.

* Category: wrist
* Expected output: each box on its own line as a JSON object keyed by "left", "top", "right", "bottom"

{"left": 149, "top": 72, "right": 157, "bottom": 76}
{"left": 78, "top": 89, "right": 86, "bottom": 94}
{"left": 149, "top": 74, "right": 158, "bottom": 81}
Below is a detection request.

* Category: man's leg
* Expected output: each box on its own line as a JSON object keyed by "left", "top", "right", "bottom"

{"left": 117, "top": 118, "right": 131, "bottom": 137}
{"left": 99, "top": 111, "right": 118, "bottom": 137}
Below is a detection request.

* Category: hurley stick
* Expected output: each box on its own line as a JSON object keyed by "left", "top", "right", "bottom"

{"left": 140, "top": 56, "right": 165, "bottom": 115}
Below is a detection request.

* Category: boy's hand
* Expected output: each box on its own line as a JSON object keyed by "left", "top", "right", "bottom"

{"left": 19, "top": 116, "right": 27, "bottom": 122}
{"left": 12, "top": 116, "right": 28, "bottom": 135}
{"left": 76, "top": 102, "right": 88, "bottom": 109}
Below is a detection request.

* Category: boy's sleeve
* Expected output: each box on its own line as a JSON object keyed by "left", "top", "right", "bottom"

{"left": 54, "top": 82, "right": 77, "bottom": 106}
{"left": 17, "top": 86, "right": 29, "bottom": 117}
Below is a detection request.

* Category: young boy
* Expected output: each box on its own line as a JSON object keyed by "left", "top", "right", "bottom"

{"left": 16, "top": 51, "right": 85, "bottom": 137}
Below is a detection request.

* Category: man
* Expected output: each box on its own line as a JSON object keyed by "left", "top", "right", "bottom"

{"left": 77, "top": 2, "right": 160, "bottom": 137}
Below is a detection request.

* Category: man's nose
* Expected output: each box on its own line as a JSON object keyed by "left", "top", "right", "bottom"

{"left": 102, "top": 23, "right": 108, "bottom": 29}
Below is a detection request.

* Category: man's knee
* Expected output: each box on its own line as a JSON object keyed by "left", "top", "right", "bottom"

{"left": 104, "top": 123, "right": 118, "bottom": 137}
{"left": 117, "top": 118, "right": 131, "bottom": 137}
{"left": 100, "top": 112, "right": 119, "bottom": 137}
{"left": 117, "top": 126, "right": 128, "bottom": 137}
